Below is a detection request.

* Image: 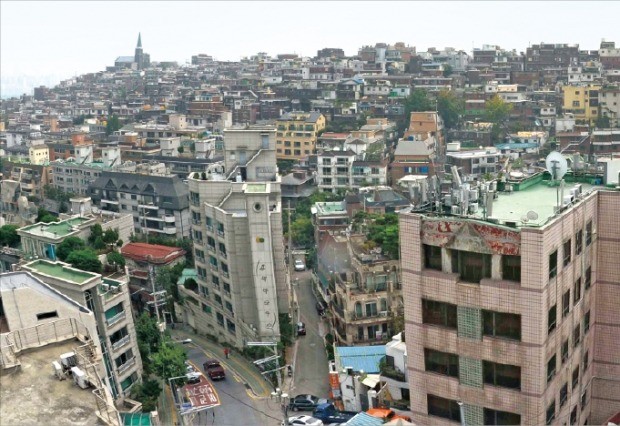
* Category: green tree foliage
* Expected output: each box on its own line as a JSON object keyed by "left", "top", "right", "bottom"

{"left": 150, "top": 338, "right": 187, "bottom": 380}
{"left": 66, "top": 249, "right": 102, "bottom": 273}
{"left": 437, "top": 90, "right": 464, "bottom": 129}
{"left": 105, "top": 114, "right": 121, "bottom": 135}
{"left": 356, "top": 213, "right": 400, "bottom": 259}
{"left": 484, "top": 95, "right": 513, "bottom": 124}
{"left": 106, "top": 251, "right": 126, "bottom": 269}
{"left": 43, "top": 185, "right": 74, "bottom": 203}
{"left": 93, "top": 236, "right": 106, "bottom": 250}
{"left": 56, "top": 236, "right": 86, "bottom": 261}
{"left": 596, "top": 114, "right": 611, "bottom": 129}
{"left": 102, "top": 228, "right": 119, "bottom": 245}
{"left": 136, "top": 313, "right": 161, "bottom": 353}
{"left": 404, "top": 89, "right": 433, "bottom": 115}
{"left": 177, "top": 146, "right": 184, "bottom": 154}
{"left": 131, "top": 379, "right": 162, "bottom": 412}
{"left": 290, "top": 216, "right": 314, "bottom": 248}
{"left": 89, "top": 224, "right": 103, "bottom": 244}
{"left": 442, "top": 64, "right": 454, "bottom": 78}
{"left": 0, "top": 225, "right": 20, "bottom": 247}
{"left": 36, "top": 207, "right": 58, "bottom": 223}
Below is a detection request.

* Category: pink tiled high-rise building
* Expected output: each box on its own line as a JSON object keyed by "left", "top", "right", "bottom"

{"left": 400, "top": 184, "right": 620, "bottom": 425}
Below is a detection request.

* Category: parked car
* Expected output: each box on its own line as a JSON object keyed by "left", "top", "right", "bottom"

{"left": 294, "top": 259, "right": 306, "bottom": 271}
{"left": 181, "top": 338, "right": 192, "bottom": 344}
{"left": 283, "top": 415, "right": 324, "bottom": 426}
{"left": 296, "top": 321, "right": 306, "bottom": 336}
{"left": 315, "top": 301, "right": 326, "bottom": 317}
{"left": 186, "top": 372, "right": 201, "bottom": 384}
{"left": 203, "top": 359, "right": 226, "bottom": 380}
{"left": 312, "top": 403, "right": 357, "bottom": 424}
{"left": 289, "top": 394, "right": 329, "bottom": 412}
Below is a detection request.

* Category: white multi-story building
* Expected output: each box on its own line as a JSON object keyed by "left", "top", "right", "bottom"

{"left": 316, "top": 151, "right": 387, "bottom": 192}
{"left": 181, "top": 126, "right": 289, "bottom": 348}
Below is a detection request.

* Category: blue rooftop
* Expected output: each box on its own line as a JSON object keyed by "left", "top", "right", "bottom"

{"left": 345, "top": 412, "right": 384, "bottom": 426}
{"left": 495, "top": 142, "right": 539, "bottom": 150}
{"left": 335, "top": 346, "right": 386, "bottom": 374}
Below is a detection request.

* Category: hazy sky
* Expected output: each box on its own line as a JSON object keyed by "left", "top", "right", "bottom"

{"left": 1, "top": 1, "right": 619, "bottom": 96}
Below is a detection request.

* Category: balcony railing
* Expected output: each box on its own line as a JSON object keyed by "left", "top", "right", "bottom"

{"left": 380, "top": 365, "right": 407, "bottom": 382}
{"left": 216, "top": 229, "right": 225, "bottom": 237}
{"left": 111, "top": 335, "right": 130, "bottom": 352}
{"left": 206, "top": 224, "right": 213, "bottom": 232}
{"left": 221, "top": 271, "right": 229, "bottom": 279}
{"left": 106, "top": 311, "right": 126, "bottom": 327}
{"left": 117, "top": 357, "right": 136, "bottom": 375}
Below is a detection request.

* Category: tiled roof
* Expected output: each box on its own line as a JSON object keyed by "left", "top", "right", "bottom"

{"left": 121, "top": 243, "right": 186, "bottom": 264}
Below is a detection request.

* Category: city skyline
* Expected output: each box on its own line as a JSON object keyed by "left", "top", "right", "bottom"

{"left": 2, "top": 1, "right": 620, "bottom": 97}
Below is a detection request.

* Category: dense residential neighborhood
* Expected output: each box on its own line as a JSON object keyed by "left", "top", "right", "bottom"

{"left": 2, "top": 29, "right": 620, "bottom": 426}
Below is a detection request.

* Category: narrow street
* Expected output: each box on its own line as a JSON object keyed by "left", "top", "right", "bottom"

{"left": 289, "top": 269, "right": 330, "bottom": 399}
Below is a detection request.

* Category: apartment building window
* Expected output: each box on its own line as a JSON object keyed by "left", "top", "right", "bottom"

{"left": 584, "top": 311, "right": 590, "bottom": 334}
{"left": 211, "top": 276, "right": 220, "bottom": 289}
{"left": 225, "top": 301, "right": 233, "bottom": 314}
{"left": 563, "top": 239, "right": 572, "bottom": 267}
{"left": 502, "top": 255, "right": 521, "bottom": 282}
{"left": 548, "top": 305, "right": 557, "bottom": 335}
{"left": 427, "top": 395, "right": 461, "bottom": 422}
{"left": 584, "top": 266, "right": 591, "bottom": 290}
{"left": 572, "top": 366, "right": 580, "bottom": 390}
{"left": 115, "top": 349, "right": 134, "bottom": 369}
{"left": 202, "top": 303, "right": 211, "bottom": 314}
{"left": 585, "top": 220, "right": 593, "bottom": 245}
{"left": 574, "top": 325, "right": 581, "bottom": 347}
{"left": 570, "top": 406, "right": 578, "bottom": 425}
{"left": 285, "top": 149, "right": 291, "bottom": 155}
{"left": 422, "top": 299, "right": 457, "bottom": 329}
{"left": 549, "top": 250, "right": 558, "bottom": 279}
{"left": 294, "top": 150, "right": 301, "bottom": 156}
{"left": 574, "top": 277, "right": 582, "bottom": 305}
{"left": 207, "top": 236, "right": 216, "bottom": 250}
{"left": 214, "top": 294, "right": 223, "bottom": 307}
{"left": 451, "top": 249, "right": 491, "bottom": 283}
{"left": 562, "top": 290, "right": 570, "bottom": 317}
{"left": 560, "top": 382, "right": 569, "bottom": 407}
{"left": 226, "top": 319, "right": 236, "bottom": 335}
{"left": 562, "top": 339, "right": 569, "bottom": 364}
{"left": 482, "top": 310, "right": 521, "bottom": 341}
{"left": 423, "top": 245, "right": 442, "bottom": 270}
{"left": 547, "top": 355, "right": 557, "bottom": 383}
{"left": 483, "top": 361, "right": 521, "bottom": 390}
{"left": 223, "top": 282, "right": 230, "bottom": 296}
{"left": 200, "top": 286, "right": 209, "bottom": 298}
{"left": 424, "top": 349, "right": 459, "bottom": 378}
{"left": 483, "top": 408, "right": 521, "bottom": 426}
{"left": 216, "top": 312, "right": 224, "bottom": 327}
{"left": 581, "top": 390, "right": 588, "bottom": 411}
{"left": 546, "top": 400, "right": 556, "bottom": 425}
{"left": 583, "top": 350, "right": 589, "bottom": 370}
{"left": 576, "top": 229, "right": 583, "bottom": 254}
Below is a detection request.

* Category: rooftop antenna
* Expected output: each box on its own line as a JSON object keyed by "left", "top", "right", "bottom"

{"left": 545, "top": 151, "right": 568, "bottom": 210}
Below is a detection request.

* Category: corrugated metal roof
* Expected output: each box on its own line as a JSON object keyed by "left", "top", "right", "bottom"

{"left": 335, "top": 345, "right": 386, "bottom": 374}
{"left": 345, "top": 412, "right": 385, "bottom": 426}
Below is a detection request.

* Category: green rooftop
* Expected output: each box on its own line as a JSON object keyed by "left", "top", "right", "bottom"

{"left": 313, "top": 201, "right": 347, "bottom": 216}
{"left": 24, "top": 260, "right": 98, "bottom": 284}
{"left": 20, "top": 216, "right": 91, "bottom": 239}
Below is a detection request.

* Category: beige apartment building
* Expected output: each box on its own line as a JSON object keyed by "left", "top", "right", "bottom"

{"left": 276, "top": 111, "right": 326, "bottom": 160}
{"left": 400, "top": 184, "right": 620, "bottom": 425}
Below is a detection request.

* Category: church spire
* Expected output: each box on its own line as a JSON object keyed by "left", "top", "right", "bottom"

{"left": 136, "top": 33, "right": 142, "bottom": 49}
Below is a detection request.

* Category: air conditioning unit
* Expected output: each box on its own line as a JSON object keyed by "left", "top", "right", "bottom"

{"left": 451, "top": 205, "right": 461, "bottom": 215}
{"left": 469, "top": 203, "right": 479, "bottom": 214}
{"left": 52, "top": 361, "right": 65, "bottom": 380}
{"left": 71, "top": 366, "right": 89, "bottom": 389}
{"left": 101, "top": 284, "right": 110, "bottom": 292}
{"left": 60, "top": 352, "right": 77, "bottom": 369}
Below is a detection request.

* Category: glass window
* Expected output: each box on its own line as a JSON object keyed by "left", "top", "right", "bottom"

{"left": 584, "top": 266, "right": 592, "bottom": 289}
{"left": 427, "top": 394, "right": 461, "bottom": 422}
{"left": 546, "top": 400, "right": 556, "bottom": 425}
{"left": 585, "top": 220, "right": 592, "bottom": 246}
{"left": 563, "top": 239, "right": 572, "bottom": 267}
{"left": 482, "top": 310, "right": 521, "bottom": 341}
{"left": 547, "top": 355, "right": 557, "bottom": 383}
{"left": 549, "top": 250, "right": 558, "bottom": 279}
{"left": 575, "top": 229, "right": 583, "bottom": 254}
{"left": 570, "top": 406, "right": 577, "bottom": 425}
{"left": 483, "top": 408, "right": 521, "bottom": 425}
{"left": 562, "top": 339, "right": 569, "bottom": 364}
{"left": 483, "top": 361, "right": 521, "bottom": 390}
{"left": 581, "top": 389, "right": 588, "bottom": 411}
{"left": 562, "top": 290, "right": 570, "bottom": 317}
{"left": 574, "top": 325, "right": 581, "bottom": 348}
{"left": 452, "top": 249, "right": 491, "bottom": 283}
{"left": 424, "top": 245, "right": 442, "bottom": 271}
{"left": 572, "top": 366, "right": 579, "bottom": 389}
{"left": 424, "top": 349, "right": 459, "bottom": 378}
{"left": 574, "top": 277, "right": 582, "bottom": 305}
{"left": 548, "top": 305, "right": 557, "bottom": 334}
{"left": 584, "top": 311, "right": 590, "bottom": 334}
{"left": 422, "top": 299, "right": 457, "bottom": 329}
{"left": 502, "top": 255, "right": 521, "bottom": 282}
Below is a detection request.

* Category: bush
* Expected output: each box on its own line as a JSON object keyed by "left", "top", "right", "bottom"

{"left": 66, "top": 249, "right": 102, "bottom": 273}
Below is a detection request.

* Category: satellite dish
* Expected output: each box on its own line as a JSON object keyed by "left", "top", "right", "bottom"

{"left": 545, "top": 152, "right": 568, "bottom": 181}
{"left": 526, "top": 210, "right": 539, "bottom": 221}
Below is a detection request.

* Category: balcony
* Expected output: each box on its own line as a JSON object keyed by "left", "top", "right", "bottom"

{"left": 207, "top": 245, "right": 216, "bottom": 253}
{"left": 380, "top": 364, "right": 407, "bottom": 382}
{"left": 117, "top": 357, "right": 136, "bottom": 375}
{"left": 101, "top": 199, "right": 119, "bottom": 205}
{"left": 111, "top": 335, "right": 131, "bottom": 352}
{"left": 209, "top": 264, "right": 218, "bottom": 272}
{"left": 220, "top": 252, "right": 227, "bottom": 260}
{"left": 192, "top": 219, "right": 202, "bottom": 226}
{"left": 106, "top": 311, "right": 126, "bottom": 327}
{"left": 216, "top": 229, "right": 225, "bottom": 237}
{"left": 138, "top": 204, "right": 158, "bottom": 211}
{"left": 206, "top": 225, "right": 213, "bottom": 232}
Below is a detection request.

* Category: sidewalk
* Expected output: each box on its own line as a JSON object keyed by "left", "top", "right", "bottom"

{"left": 170, "top": 327, "right": 274, "bottom": 399}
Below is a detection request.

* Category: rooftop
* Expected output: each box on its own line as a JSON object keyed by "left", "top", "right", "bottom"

{"left": 121, "top": 243, "right": 186, "bottom": 265}
{"left": 335, "top": 345, "right": 386, "bottom": 374}
{"left": 312, "top": 201, "right": 348, "bottom": 216}
{"left": 0, "top": 340, "right": 104, "bottom": 426}
{"left": 22, "top": 260, "right": 99, "bottom": 285}
{"left": 19, "top": 216, "right": 91, "bottom": 240}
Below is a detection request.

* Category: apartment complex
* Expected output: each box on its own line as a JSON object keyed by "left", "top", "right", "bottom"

{"left": 19, "top": 259, "right": 143, "bottom": 401}
{"left": 180, "top": 127, "right": 289, "bottom": 348}
{"left": 400, "top": 182, "right": 620, "bottom": 425}
{"left": 276, "top": 111, "right": 326, "bottom": 160}
{"left": 562, "top": 84, "right": 601, "bottom": 124}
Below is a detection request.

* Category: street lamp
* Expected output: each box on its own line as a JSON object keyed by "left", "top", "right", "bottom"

{"left": 271, "top": 388, "right": 290, "bottom": 426}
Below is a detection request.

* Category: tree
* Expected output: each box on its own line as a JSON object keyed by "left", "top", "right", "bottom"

{"left": 135, "top": 313, "right": 161, "bottom": 353}
{"left": 404, "top": 89, "right": 433, "bottom": 115}
{"left": 0, "top": 225, "right": 20, "bottom": 247}
{"left": 132, "top": 379, "right": 162, "bottom": 412}
{"left": 105, "top": 114, "right": 121, "bottom": 135}
{"left": 442, "top": 64, "right": 454, "bottom": 78}
{"left": 106, "top": 251, "right": 125, "bottom": 270}
{"left": 365, "top": 213, "right": 400, "bottom": 259}
{"left": 596, "top": 114, "right": 611, "bottom": 129}
{"left": 437, "top": 90, "right": 464, "bottom": 129}
{"left": 177, "top": 146, "right": 184, "bottom": 154}
{"left": 93, "top": 236, "right": 106, "bottom": 250}
{"left": 102, "top": 228, "right": 119, "bottom": 245}
{"left": 37, "top": 207, "right": 58, "bottom": 223}
{"left": 150, "top": 338, "right": 187, "bottom": 380}
{"left": 56, "top": 236, "right": 86, "bottom": 261}
{"left": 290, "top": 216, "right": 314, "bottom": 248}
{"left": 66, "top": 249, "right": 102, "bottom": 273}
{"left": 484, "top": 95, "right": 513, "bottom": 124}
{"left": 89, "top": 224, "right": 103, "bottom": 244}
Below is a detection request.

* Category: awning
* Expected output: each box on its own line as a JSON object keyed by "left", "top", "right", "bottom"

{"left": 361, "top": 374, "right": 381, "bottom": 388}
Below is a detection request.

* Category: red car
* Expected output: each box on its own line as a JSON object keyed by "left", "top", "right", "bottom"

{"left": 203, "top": 359, "right": 226, "bottom": 380}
